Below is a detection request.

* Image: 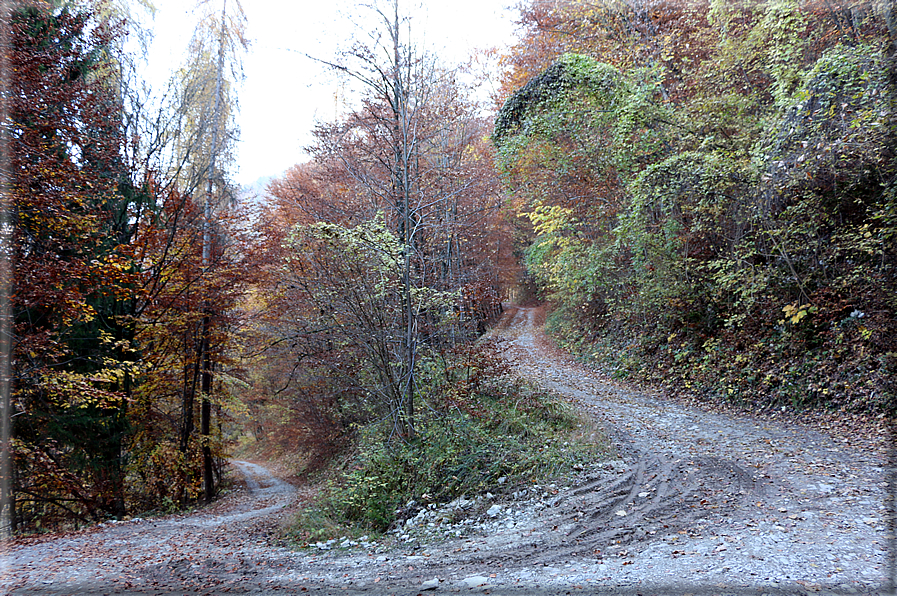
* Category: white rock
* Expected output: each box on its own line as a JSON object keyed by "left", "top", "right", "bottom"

{"left": 421, "top": 577, "right": 440, "bottom": 590}
{"left": 459, "top": 575, "right": 491, "bottom": 589}
{"left": 615, "top": 510, "right": 627, "bottom": 516}
{"left": 487, "top": 504, "right": 502, "bottom": 517}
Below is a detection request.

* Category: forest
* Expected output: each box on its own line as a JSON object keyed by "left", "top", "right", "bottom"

{"left": 1, "top": 0, "right": 894, "bottom": 536}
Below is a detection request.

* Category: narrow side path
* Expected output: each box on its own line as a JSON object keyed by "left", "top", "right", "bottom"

{"left": 0, "top": 460, "right": 302, "bottom": 595}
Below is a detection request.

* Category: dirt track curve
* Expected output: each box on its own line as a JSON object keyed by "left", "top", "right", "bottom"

{"left": 1, "top": 305, "right": 891, "bottom": 595}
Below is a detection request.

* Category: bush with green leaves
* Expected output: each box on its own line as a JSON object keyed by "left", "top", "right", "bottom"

{"left": 290, "top": 340, "right": 608, "bottom": 535}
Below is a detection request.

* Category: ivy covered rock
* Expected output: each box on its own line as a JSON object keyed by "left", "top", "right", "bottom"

{"left": 493, "top": 54, "right": 623, "bottom": 146}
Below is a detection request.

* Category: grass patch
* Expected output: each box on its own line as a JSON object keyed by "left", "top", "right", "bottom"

{"left": 284, "top": 339, "right": 611, "bottom": 542}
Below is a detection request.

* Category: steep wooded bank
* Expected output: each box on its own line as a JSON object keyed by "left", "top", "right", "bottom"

{"left": 494, "top": 1, "right": 895, "bottom": 415}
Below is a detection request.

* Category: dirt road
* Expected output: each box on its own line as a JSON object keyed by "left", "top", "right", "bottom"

{"left": 1, "top": 306, "right": 891, "bottom": 595}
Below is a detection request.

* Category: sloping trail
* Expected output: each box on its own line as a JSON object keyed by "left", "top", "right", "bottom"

{"left": 0, "top": 306, "right": 891, "bottom": 595}
{"left": 0, "top": 460, "right": 303, "bottom": 595}
{"left": 461, "top": 306, "right": 890, "bottom": 593}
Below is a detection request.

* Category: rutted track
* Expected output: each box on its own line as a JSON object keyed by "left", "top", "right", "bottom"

{"left": 275, "top": 305, "right": 889, "bottom": 594}
{"left": 450, "top": 305, "right": 890, "bottom": 593}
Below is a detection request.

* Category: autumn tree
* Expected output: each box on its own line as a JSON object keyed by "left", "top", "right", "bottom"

{"left": 243, "top": 1, "right": 514, "bottom": 451}
{"left": 304, "top": 0, "right": 454, "bottom": 438}
{"left": 0, "top": 0, "right": 254, "bottom": 532}
{"left": 3, "top": 2, "right": 144, "bottom": 529}
{"left": 123, "top": 0, "right": 249, "bottom": 505}
{"left": 126, "top": 189, "right": 251, "bottom": 507}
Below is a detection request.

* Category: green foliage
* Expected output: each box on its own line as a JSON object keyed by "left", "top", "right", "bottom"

{"left": 290, "top": 341, "right": 608, "bottom": 535}
{"left": 282, "top": 215, "right": 457, "bottom": 434}
{"left": 493, "top": 54, "right": 623, "bottom": 146}
{"left": 618, "top": 151, "right": 753, "bottom": 331}
{"left": 500, "top": 11, "right": 895, "bottom": 415}
{"left": 754, "top": 0, "right": 808, "bottom": 106}
{"left": 493, "top": 54, "right": 672, "bottom": 223}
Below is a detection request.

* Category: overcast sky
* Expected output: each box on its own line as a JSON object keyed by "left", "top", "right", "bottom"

{"left": 143, "top": 0, "right": 520, "bottom": 188}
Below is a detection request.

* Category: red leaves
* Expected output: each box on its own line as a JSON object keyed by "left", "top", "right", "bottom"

{"left": 6, "top": 4, "right": 257, "bottom": 529}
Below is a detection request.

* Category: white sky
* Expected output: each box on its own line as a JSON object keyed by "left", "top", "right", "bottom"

{"left": 143, "top": 0, "right": 521, "bottom": 188}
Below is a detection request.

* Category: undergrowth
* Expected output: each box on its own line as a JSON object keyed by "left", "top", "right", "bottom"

{"left": 281, "top": 338, "right": 609, "bottom": 544}
{"left": 546, "top": 301, "right": 895, "bottom": 417}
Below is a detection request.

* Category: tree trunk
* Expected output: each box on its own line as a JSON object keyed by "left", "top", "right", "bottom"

{"left": 200, "top": 0, "right": 228, "bottom": 504}
{"left": 0, "top": 3, "right": 13, "bottom": 538}
{"left": 200, "top": 312, "right": 214, "bottom": 503}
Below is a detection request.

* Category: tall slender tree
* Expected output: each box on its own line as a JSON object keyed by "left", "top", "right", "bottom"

{"left": 180, "top": 0, "right": 247, "bottom": 502}
{"left": 312, "top": 0, "right": 436, "bottom": 438}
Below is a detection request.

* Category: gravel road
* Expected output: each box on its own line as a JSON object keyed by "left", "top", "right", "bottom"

{"left": 1, "top": 305, "right": 891, "bottom": 595}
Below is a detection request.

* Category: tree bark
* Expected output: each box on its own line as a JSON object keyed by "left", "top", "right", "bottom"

{"left": 200, "top": 0, "right": 228, "bottom": 504}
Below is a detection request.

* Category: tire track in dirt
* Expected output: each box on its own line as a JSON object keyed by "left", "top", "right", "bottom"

{"left": 467, "top": 305, "right": 890, "bottom": 593}
{"left": 489, "top": 307, "right": 761, "bottom": 562}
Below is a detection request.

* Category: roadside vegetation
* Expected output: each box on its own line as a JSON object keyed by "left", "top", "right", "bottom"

{"left": 494, "top": 3, "right": 895, "bottom": 417}
{"left": 277, "top": 339, "right": 608, "bottom": 542}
